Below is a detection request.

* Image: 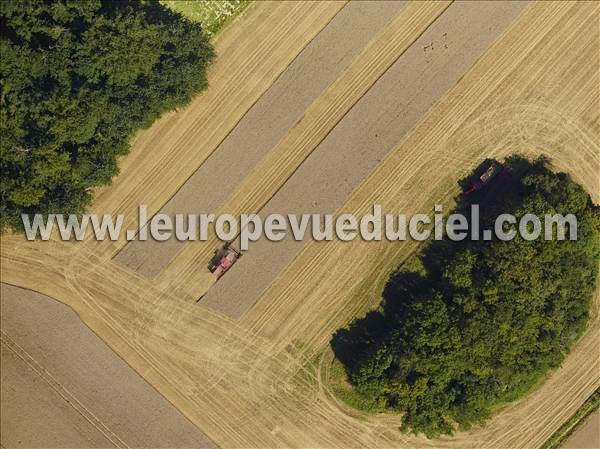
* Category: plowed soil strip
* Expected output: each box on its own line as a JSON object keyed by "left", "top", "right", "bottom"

{"left": 156, "top": 1, "right": 451, "bottom": 297}
{"left": 200, "top": 0, "right": 529, "bottom": 319}
{"left": 1, "top": 3, "right": 598, "bottom": 449}
{"left": 115, "top": 0, "right": 407, "bottom": 276}
{"left": 0, "top": 284, "right": 215, "bottom": 449}
{"left": 86, "top": 1, "right": 346, "bottom": 258}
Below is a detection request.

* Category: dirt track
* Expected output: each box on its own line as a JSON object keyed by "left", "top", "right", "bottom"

{"left": 1, "top": 1, "right": 599, "bottom": 448}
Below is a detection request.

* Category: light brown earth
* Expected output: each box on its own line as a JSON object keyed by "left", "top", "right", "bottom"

{"left": 1, "top": 1, "right": 599, "bottom": 449}
{"left": 154, "top": 1, "right": 451, "bottom": 299}
{"left": 87, "top": 0, "right": 347, "bottom": 258}
{"left": 1, "top": 284, "right": 215, "bottom": 449}
{"left": 561, "top": 410, "right": 600, "bottom": 449}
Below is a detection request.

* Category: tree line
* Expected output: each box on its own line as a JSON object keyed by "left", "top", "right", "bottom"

{"left": 1, "top": 0, "right": 214, "bottom": 231}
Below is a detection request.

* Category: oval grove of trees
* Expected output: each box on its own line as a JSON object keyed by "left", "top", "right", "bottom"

{"left": 332, "top": 156, "right": 600, "bottom": 438}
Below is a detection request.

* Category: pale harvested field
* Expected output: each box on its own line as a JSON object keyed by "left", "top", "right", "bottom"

{"left": 154, "top": 1, "right": 451, "bottom": 299}
{"left": 1, "top": 2, "right": 599, "bottom": 449}
{"left": 86, "top": 0, "right": 347, "bottom": 259}
{"left": 201, "top": 0, "right": 528, "bottom": 318}
{"left": 115, "top": 0, "right": 407, "bottom": 277}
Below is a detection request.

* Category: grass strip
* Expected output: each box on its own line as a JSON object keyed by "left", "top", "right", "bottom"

{"left": 541, "top": 388, "right": 600, "bottom": 449}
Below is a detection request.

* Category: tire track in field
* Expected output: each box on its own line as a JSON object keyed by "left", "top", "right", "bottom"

{"left": 1, "top": 2, "right": 599, "bottom": 449}
{"left": 1, "top": 331, "right": 126, "bottom": 448}
{"left": 156, "top": 1, "right": 452, "bottom": 298}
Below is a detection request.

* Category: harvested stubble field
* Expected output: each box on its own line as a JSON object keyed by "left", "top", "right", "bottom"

{"left": 1, "top": 1, "right": 599, "bottom": 448}
{"left": 115, "top": 0, "right": 406, "bottom": 278}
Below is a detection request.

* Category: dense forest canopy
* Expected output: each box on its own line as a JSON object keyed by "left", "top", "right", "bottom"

{"left": 0, "top": 0, "right": 214, "bottom": 231}
{"left": 332, "top": 156, "right": 600, "bottom": 438}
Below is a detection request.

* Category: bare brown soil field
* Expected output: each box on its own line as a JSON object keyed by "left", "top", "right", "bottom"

{"left": 1, "top": 1, "right": 599, "bottom": 449}
{"left": 2, "top": 344, "right": 116, "bottom": 448}
{"left": 0, "top": 284, "right": 215, "bottom": 448}
{"left": 561, "top": 410, "right": 600, "bottom": 449}
{"left": 115, "top": 0, "right": 407, "bottom": 277}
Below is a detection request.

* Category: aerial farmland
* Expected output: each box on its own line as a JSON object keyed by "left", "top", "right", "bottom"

{"left": 1, "top": 1, "right": 598, "bottom": 448}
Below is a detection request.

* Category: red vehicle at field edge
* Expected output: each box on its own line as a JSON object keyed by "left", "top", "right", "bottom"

{"left": 208, "top": 245, "right": 241, "bottom": 280}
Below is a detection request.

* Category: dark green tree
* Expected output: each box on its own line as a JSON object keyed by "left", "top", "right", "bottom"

{"left": 1, "top": 0, "right": 214, "bottom": 230}
{"left": 332, "top": 157, "right": 600, "bottom": 438}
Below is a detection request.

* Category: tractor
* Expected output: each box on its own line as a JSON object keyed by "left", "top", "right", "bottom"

{"left": 208, "top": 244, "right": 241, "bottom": 279}
{"left": 465, "top": 161, "right": 500, "bottom": 195}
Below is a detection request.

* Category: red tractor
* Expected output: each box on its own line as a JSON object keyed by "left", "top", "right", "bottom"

{"left": 208, "top": 244, "right": 241, "bottom": 280}
{"left": 465, "top": 162, "right": 500, "bottom": 195}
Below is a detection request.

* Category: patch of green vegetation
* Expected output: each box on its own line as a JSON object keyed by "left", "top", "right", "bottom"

{"left": 331, "top": 156, "right": 600, "bottom": 438}
{"left": 1, "top": 0, "right": 214, "bottom": 231}
{"left": 285, "top": 340, "right": 319, "bottom": 392}
{"left": 542, "top": 388, "right": 600, "bottom": 449}
{"left": 328, "top": 357, "right": 386, "bottom": 414}
{"left": 162, "top": 0, "right": 250, "bottom": 35}
{"left": 293, "top": 353, "right": 320, "bottom": 392}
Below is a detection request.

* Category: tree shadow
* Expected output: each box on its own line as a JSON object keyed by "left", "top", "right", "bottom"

{"left": 331, "top": 310, "right": 388, "bottom": 372}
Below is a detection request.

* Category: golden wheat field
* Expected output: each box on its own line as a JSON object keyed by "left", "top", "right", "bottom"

{"left": 1, "top": 1, "right": 599, "bottom": 448}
